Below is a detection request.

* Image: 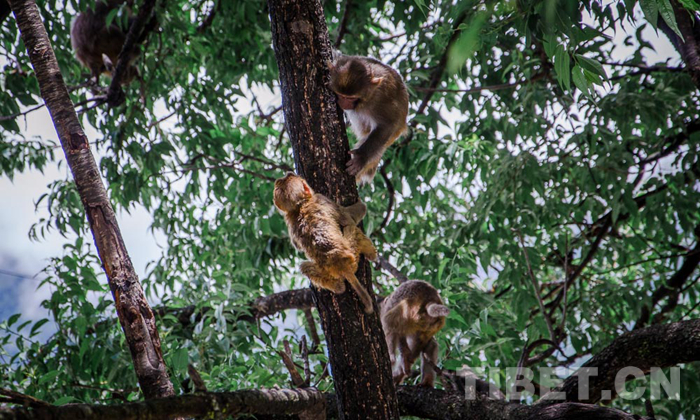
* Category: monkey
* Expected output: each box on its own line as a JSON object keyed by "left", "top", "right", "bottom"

{"left": 273, "top": 172, "right": 377, "bottom": 313}
{"left": 380, "top": 280, "right": 450, "bottom": 387}
{"left": 328, "top": 54, "right": 409, "bottom": 185}
{"left": 71, "top": 0, "right": 139, "bottom": 85}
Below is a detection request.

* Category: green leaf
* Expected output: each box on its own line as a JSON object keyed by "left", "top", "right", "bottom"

{"left": 657, "top": 0, "right": 683, "bottom": 38}
{"left": 571, "top": 65, "right": 592, "bottom": 97}
{"left": 172, "top": 348, "right": 189, "bottom": 374}
{"left": 53, "top": 396, "right": 76, "bottom": 406}
{"left": 38, "top": 370, "right": 59, "bottom": 385}
{"left": 554, "top": 45, "right": 571, "bottom": 90}
{"left": 7, "top": 313, "right": 20, "bottom": 327}
{"left": 576, "top": 55, "right": 608, "bottom": 80}
{"left": 30, "top": 318, "right": 49, "bottom": 336}
{"left": 639, "top": 0, "right": 659, "bottom": 28}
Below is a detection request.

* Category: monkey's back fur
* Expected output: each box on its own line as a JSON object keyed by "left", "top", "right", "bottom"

{"left": 286, "top": 194, "right": 358, "bottom": 277}
{"left": 71, "top": 0, "right": 138, "bottom": 82}
{"left": 381, "top": 280, "right": 448, "bottom": 340}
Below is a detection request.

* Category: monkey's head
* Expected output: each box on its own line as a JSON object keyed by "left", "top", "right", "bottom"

{"left": 273, "top": 172, "right": 313, "bottom": 213}
{"left": 328, "top": 57, "right": 382, "bottom": 110}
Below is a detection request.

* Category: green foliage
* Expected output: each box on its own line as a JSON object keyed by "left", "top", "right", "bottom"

{"left": 1, "top": 0, "right": 700, "bottom": 418}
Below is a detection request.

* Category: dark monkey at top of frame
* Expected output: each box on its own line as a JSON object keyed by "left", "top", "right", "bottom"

{"left": 71, "top": 0, "right": 139, "bottom": 85}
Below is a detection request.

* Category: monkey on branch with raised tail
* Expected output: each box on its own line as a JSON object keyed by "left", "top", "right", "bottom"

{"left": 381, "top": 280, "right": 450, "bottom": 387}
{"left": 273, "top": 173, "right": 377, "bottom": 313}
{"left": 71, "top": 0, "right": 139, "bottom": 85}
{"left": 329, "top": 54, "right": 409, "bottom": 185}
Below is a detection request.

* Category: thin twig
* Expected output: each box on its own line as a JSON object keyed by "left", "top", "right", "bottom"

{"left": 0, "top": 102, "right": 46, "bottom": 121}
{"left": 413, "top": 72, "right": 546, "bottom": 94}
{"left": 301, "top": 336, "right": 311, "bottom": 386}
{"left": 147, "top": 110, "right": 176, "bottom": 129}
{"left": 376, "top": 165, "right": 395, "bottom": 233}
{"left": 303, "top": 309, "right": 321, "bottom": 352}
{"left": 279, "top": 340, "right": 305, "bottom": 387}
{"left": 375, "top": 255, "right": 409, "bottom": 283}
{"left": 514, "top": 229, "right": 556, "bottom": 342}
{"left": 334, "top": 0, "right": 352, "bottom": 47}
{"left": 196, "top": 0, "right": 219, "bottom": 33}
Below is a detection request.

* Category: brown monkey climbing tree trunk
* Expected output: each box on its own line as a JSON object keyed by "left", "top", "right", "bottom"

{"left": 267, "top": 0, "right": 400, "bottom": 419}
{"left": 9, "top": 0, "right": 175, "bottom": 401}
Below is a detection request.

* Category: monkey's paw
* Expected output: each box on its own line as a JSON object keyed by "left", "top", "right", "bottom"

{"left": 346, "top": 150, "right": 365, "bottom": 176}
{"left": 364, "top": 247, "right": 378, "bottom": 261}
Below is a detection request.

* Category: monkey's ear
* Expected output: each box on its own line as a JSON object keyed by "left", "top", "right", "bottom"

{"left": 302, "top": 181, "right": 312, "bottom": 197}
{"left": 326, "top": 60, "right": 335, "bottom": 70}
{"left": 370, "top": 76, "right": 384, "bottom": 85}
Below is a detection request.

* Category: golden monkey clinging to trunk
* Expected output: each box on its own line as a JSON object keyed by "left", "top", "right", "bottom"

{"left": 381, "top": 280, "right": 450, "bottom": 387}
{"left": 329, "top": 54, "right": 408, "bottom": 185}
{"left": 273, "top": 173, "right": 377, "bottom": 313}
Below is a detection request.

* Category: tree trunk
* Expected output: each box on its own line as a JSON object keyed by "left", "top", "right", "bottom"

{"left": 8, "top": 0, "right": 175, "bottom": 400}
{"left": 266, "top": 0, "right": 400, "bottom": 419}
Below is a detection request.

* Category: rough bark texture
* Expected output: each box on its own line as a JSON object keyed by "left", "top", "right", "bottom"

{"left": 658, "top": 1, "right": 700, "bottom": 88}
{"left": 395, "top": 387, "right": 651, "bottom": 420}
{"left": 0, "top": 387, "right": 653, "bottom": 420}
{"left": 546, "top": 318, "right": 700, "bottom": 404}
{"left": 266, "top": 0, "right": 400, "bottom": 419}
{"left": 8, "top": 0, "right": 174, "bottom": 400}
{"left": 87, "top": 288, "right": 316, "bottom": 334}
{"left": 0, "top": 389, "right": 327, "bottom": 420}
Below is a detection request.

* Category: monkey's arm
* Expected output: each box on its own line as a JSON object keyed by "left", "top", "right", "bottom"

{"left": 341, "top": 201, "right": 367, "bottom": 225}
{"left": 347, "top": 123, "right": 397, "bottom": 176}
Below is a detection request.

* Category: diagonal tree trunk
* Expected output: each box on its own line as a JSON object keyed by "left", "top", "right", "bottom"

{"left": 8, "top": 0, "right": 175, "bottom": 400}
{"left": 266, "top": 0, "right": 400, "bottom": 418}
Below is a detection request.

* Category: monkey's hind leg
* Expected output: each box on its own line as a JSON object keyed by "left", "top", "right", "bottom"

{"left": 343, "top": 271, "right": 374, "bottom": 314}
{"left": 300, "top": 261, "right": 346, "bottom": 294}
{"left": 355, "top": 231, "right": 377, "bottom": 261}
{"left": 419, "top": 337, "right": 439, "bottom": 387}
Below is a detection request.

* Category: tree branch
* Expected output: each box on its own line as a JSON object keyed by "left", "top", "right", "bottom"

{"left": 375, "top": 255, "right": 409, "bottom": 283}
{"left": 0, "top": 388, "right": 328, "bottom": 420}
{"left": 334, "top": 0, "right": 352, "bottom": 47}
{"left": 107, "top": 0, "right": 158, "bottom": 106}
{"left": 0, "top": 385, "right": 657, "bottom": 420}
{"left": 544, "top": 318, "right": 700, "bottom": 404}
{"left": 657, "top": 1, "right": 700, "bottom": 88}
{"left": 9, "top": 0, "right": 175, "bottom": 400}
{"left": 635, "top": 228, "right": 700, "bottom": 329}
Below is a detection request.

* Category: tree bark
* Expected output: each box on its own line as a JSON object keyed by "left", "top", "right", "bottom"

{"left": 8, "top": 0, "right": 175, "bottom": 400}
{"left": 544, "top": 318, "right": 700, "bottom": 404}
{"left": 0, "top": 388, "right": 327, "bottom": 420}
{"left": 266, "top": 0, "right": 400, "bottom": 419}
{"left": 658, "top": 1, "right": 700, "bottom": 88}
{"left": 0, "top": 386, "right": 653, "bottom": 420}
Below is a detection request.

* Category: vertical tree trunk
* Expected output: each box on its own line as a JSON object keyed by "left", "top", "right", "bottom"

{"left": 267, "top": 1, "right": 400, "bottom": 419}
{"left": 9, "top": 0, "right": 175, "bottom": 400}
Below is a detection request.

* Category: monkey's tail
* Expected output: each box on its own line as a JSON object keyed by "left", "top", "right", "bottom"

{"left": 427, "top": 303, "right": 450, "bottom": 318}
{"left": 344, "top": 272, "right": 374, "bottom": 314}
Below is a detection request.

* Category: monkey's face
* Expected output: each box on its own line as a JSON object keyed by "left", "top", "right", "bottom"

{"left": 273, "top": 173, "right": 312, "bottom": 213}
{"left": 328, "top": 57, "right": 376, "bottom": 110}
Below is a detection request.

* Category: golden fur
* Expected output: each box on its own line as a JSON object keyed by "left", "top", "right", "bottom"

{"left": 273, "top": 173, "right": 377, "bottom": 313}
